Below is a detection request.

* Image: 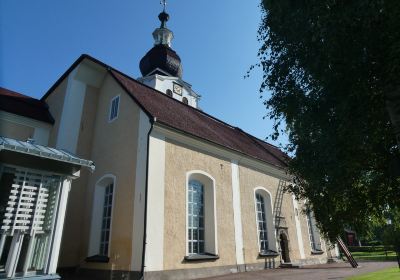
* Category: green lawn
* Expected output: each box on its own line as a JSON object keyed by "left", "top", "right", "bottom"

{"left": 351, "top": 251, "right": 397, "bottom": 262}
{"left": 346, "top": 267, "right": 400, "bottom": 280}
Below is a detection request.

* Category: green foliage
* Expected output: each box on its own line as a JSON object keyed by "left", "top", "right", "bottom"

{"left": 258, "top": 0, "right": 400, "bottom": 242}
{"left": 347, "top": 267, "right": 400, "bottom": 280}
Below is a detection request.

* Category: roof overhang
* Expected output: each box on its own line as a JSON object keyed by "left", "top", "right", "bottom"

{"left": 0, "top": 136, "right": 95, "bottom": 176}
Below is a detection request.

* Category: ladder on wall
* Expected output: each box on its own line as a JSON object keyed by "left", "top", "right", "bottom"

{"left": 337, "top": 237, "right": 359, "bottom": 268}
{"left": 273, "top": 180, "right": 286, "bottom": 230}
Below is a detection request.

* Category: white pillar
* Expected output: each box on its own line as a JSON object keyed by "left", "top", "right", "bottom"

{"left": 46, "top": 178, "right": 71, "bottom": 274}
{"left": 5, "top": 231, "right": 24, "bottom": 278}
{"left": 292, "top": 195, "right": 305, "bottom": 259}
{"left": 144, "top": 131, "right": 165, "bottom": 272}
{"left": 231, "top": 160, "right": 244, "bottom": 266}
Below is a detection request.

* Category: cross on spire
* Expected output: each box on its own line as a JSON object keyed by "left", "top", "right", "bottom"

{"left": 161, "top": 0, "right": 167, "bottom": 12}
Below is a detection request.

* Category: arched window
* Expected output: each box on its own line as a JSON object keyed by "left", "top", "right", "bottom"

{"left": 88, "top": 175, "right": 116, "bottom": 259}
{"left": 182, "top": 97, "right": 188, "bottom": 105}
{"left": 187, "top": 180, "right": 204, "bottom": 254}
{"left": 166, "top": 89, "right": 173, "bottom": 97}
{"left": 254, "top": 188, "right": 277, "bottom": 255}
{"left": 256, "top": 193, "right": 268, "bottom": 252}
{"left": 306, "top": 209, "right": 322, "bottom": 252}
{"left": 186, "top": 171, "right": 218, "bottom": 259}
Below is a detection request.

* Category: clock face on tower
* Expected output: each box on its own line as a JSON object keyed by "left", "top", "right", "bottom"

{"left": 173, "top": 83, "right": 183, "bottom": 95}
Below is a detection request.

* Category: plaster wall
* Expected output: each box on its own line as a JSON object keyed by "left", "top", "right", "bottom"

{"left": 46, "top": 78, "right": 68, "bottom": 147}
{"left": 163, "top": 140, "right": 236, "bottom": 270}
{"left": 79, "top": 74, "right": 141, "bottom": 272}
{"left": 0, "top": 118, "right": 34, "bottom": 141}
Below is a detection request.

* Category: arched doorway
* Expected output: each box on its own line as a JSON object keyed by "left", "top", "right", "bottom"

{"left": 279, "top": 232, "right": 290, "bottom": 263}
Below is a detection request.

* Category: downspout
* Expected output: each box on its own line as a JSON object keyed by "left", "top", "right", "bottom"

{"left": 140, "top": 117, "right": 155, "bottom": 280}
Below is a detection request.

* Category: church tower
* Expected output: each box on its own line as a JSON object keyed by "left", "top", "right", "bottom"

{"left": 138, "top": 2, "right": 200, "bottom": 108}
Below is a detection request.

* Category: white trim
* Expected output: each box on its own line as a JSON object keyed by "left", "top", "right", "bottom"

{"left": 108, "top": 95, "right": 121, "bottom": 123}
{"left": 144, "top": 131, "right": 166, "bottom": 272}
{"left": 291, "top": 195, "right": 305, "bottom": 259}
{"left": 230, "top": 160, "right": 244, "bottom": 264}
{"left": 47, "top": 178, "right": 71, "bottom": 274}
{"left": 56, "top": 68, "right": 86, "bottom": 153}
{"left": 185, "top": 170, "right": 218, "bottom": 256}
{"left": 88, "top": 174, "right": 116, "bottom": 257}
{"left": 153, "top": 124, "right": 291, "bottom": 181}
{"left": 131, "top": 110, "right": 151, "bottom": 270}
{"left": 253, "top": 187, "right": 277, "bottom": 252}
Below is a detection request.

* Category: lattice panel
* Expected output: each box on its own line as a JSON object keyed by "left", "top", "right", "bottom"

{"left": 1, "top": 169, "right": 60, "bottom": 235}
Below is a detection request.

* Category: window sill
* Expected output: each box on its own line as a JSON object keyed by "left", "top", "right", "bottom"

{"left": 184, "top": 253, "right": 219, "bottom": 261}
{"left": 85, "top": 255, "right": 110, "bottom": 263}
{"left": 259, "top": 250, "right": 280, "bottom": 257}
{"left": 311, "top": 250, "right": 324, "bottom": 255}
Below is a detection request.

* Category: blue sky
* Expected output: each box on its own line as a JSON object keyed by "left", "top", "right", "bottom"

{"left": 0, "top": 0, "right": 287, "bottom": 146}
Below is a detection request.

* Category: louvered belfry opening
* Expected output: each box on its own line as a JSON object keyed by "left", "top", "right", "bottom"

{"left": 0, "top": 166, "right": 62, "bottom": 278}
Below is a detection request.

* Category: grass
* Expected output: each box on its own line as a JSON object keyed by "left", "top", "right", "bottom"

{"left": 346, "top": 267, "right": 400, "bottom": 280}
{"left": 351, "top": 250, "right": 398, "bottom": 262}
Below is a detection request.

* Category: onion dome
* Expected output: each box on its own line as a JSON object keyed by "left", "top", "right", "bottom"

{"left": 139, "top": 7, "right": 183, "bottom": 78}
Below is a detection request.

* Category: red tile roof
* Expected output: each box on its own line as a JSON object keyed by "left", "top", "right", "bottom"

{"left": 0, "top": 87, "right": 54, "bottom": 124}
{"left": 110, "top": 70, "right": 288, "bottom": 169}
{"left": 41, "top": 54, "right": 288, "bottom": 169}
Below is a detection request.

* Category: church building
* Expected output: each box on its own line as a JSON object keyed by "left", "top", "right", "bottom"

{"left": 0, "top": 5, "right": 339, "bottom": 280}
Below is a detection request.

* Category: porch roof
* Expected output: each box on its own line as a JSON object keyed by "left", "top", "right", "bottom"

{"left": 0, "top": 136, "right": 95, "bottom": 172}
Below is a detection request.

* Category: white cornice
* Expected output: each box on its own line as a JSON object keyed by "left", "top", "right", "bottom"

{"left": 153, "top": 123, "right": 291, "bottom": 181}
{"left": 0, "top": 110, "right": 52, "bottom": 129}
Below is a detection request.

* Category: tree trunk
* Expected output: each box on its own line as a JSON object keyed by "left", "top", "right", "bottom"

{"left": 385, "top": 89, "right": 400, "bottom": 152}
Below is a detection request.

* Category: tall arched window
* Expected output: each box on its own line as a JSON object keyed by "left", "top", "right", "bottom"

{"left": 187, "top": 180, "right": 204, "bottom": 254}
{"left": 87, "top": 175, "right": 116, "bottom": 260}
{"left": 306, "top": 209, "right": 322, "bottom": 252}
{"left": 185, "top": 171, "right": 218, "bottom": 259}
{"left": 256, "top": 193, "right": 268, "bottom": 252}
{"left": 182, "top": 97, "right": 188, "bottom": 105}
{"left": 254, "top": 188, "right": 278, "bottom": 255}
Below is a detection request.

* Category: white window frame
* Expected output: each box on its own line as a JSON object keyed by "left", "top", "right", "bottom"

{"left": 185, "top": 171, "right": 218, "bottom": 256}
{"left": 88, "top": 174, "right": 116, "bottom": 257}
{"left": 0, "top": 165, "right": 68, "bottom": 278}
{"left": 108, "top": 95, "right": 120, "bottom": 122}
{"left": 253, "top": 187, "right": 277, "bottom": 253}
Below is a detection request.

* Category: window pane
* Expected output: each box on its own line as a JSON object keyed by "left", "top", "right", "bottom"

{"left": 187, "top": 180, "right": 204, "bottom": 255}
{"left": 255, "top": 192, "right": 269, "bottom": 252}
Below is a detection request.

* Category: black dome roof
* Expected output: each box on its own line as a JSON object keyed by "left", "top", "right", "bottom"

{"left": 139, "top": 44, "right": 183, "bottom": 78}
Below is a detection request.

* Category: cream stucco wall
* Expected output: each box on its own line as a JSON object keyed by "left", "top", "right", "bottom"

{"left": 78, "top": 74, "right": 142, "bottom": 272}
{"left": 46, "top": 78, "right": 68, "bottom": 147}
{"left": 163, "top": 140, "right": 237, "bottom": 270}
{"left": 0, "top": 118, "right": 34, "bottom": 140}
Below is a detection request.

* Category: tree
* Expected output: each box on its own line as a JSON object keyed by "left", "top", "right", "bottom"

{"left": 382, "top": 208, "right": 400, "bottom": 268}
{"left": 257, "top": 0, "right": 400, "bottom": 242}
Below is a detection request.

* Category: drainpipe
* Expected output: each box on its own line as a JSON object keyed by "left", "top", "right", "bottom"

{"left": 139, "top": 117, "right": 155, "bottom": 280}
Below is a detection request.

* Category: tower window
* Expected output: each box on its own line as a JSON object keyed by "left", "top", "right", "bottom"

{"left": 109, "top": 95, "right": 120, "bottom": 122}
{"left": 166, "top": 89, "right": 173, "bottom": 97}
{"left": 182, "top": 97, "right": 188, "bottom": 105}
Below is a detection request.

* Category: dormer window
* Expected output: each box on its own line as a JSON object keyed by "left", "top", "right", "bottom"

{"left": 109, "top": 95, "right": 120, "bottom": 122}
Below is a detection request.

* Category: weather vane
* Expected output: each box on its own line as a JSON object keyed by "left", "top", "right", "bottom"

{"left": 160, "top": 0, "right": 167, "bottom": 12}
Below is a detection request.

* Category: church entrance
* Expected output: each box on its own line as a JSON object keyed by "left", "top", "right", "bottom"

{"left": 280, "top": 233, "right": 290, "bottom": 263}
